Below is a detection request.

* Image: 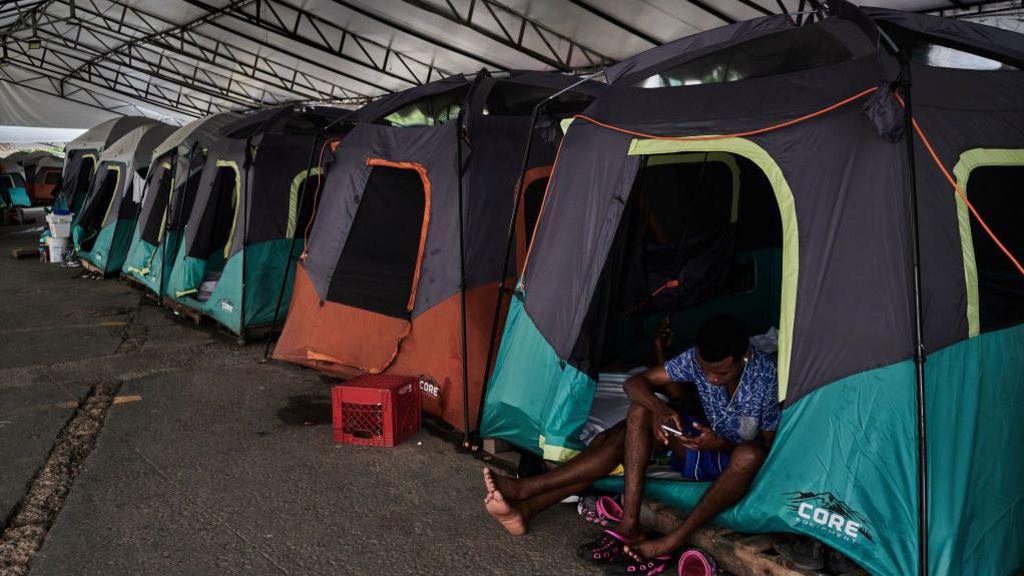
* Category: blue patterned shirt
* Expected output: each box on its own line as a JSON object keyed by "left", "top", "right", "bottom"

{"left": 664, "top": 347, "right": 779, "bottom": 444}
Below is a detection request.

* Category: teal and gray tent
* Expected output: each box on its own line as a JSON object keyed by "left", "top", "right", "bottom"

{"left": 73, "top": 122, "right": 175, "bottom": 276}
{"left": 121, "top": 112, "right": 240, "bottom": 298}
{"left": 481, "top": 5, "right": 1024, "bottom": 576}
{"left": 56, "top": 116, "right": 156, "bottom": 215}
{"left": 0, "top": 171, "right": 31, "bottom": 207}
{"left": 161, "top": 106, "right": 354, "bottom": 337}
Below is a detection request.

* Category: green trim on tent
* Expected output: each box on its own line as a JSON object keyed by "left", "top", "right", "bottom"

{"left": 287, "top": 167, "right": 322, "bottom": 238}
{"left": 644, "top": 152, "right": 741, "bottom": 223}
{"left": 560, "top": 117, "right": 574, "bottom": 135}
{"left": 588, "top": 322, "right": 1024, "bottom": 576}
{"left": 627, "top": 137, "right": 798, "bottom": 401}
{"left": 951, "top": 148, "right": 1024, "bottom": 338}
{"left": 215, "top": 159, "right": 242, "bottom": 259}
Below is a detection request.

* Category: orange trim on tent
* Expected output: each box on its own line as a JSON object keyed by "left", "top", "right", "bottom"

{"left": 894, "top": 94, "right": 1024, "bottom": 278}
{"left": 514, "top": 165, "right": 554, "bottom": 273}
{"left": 519, "top": 86, "right": 881, "bottom": 289}
{"left": 365, "top": 157, "right": 433, "bottom": 312}
{"left": 301, "top": 137, "right": 341, "bottom": 261}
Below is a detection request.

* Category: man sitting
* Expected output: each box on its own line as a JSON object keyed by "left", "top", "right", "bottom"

{"left": 482, "top": 314, "right": 779, "bottom": 573}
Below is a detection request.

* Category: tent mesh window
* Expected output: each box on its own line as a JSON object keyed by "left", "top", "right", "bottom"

{"left": 326, "top": 165, "right": 427, "bottom": 319}
{"left": 140, "top": 167, "right": 173, "bottom": 245}
{"left": 968, "top": 165, "right": 1024, "bottom": 331}
{"left": 167, "top": 150, "right": 207, "bottom": 234}
{"left": 634, "top": 24, "right": 854, "bottom": 87}
{"left": 70, "top": 156, "right": 96, "bottom": 213}
{"left": 189, "top": 165, "right": 238, "bottom": 268}
{"left": 878, "top": 23, "right": 1021, "bottom": 71}
{"left": 378, "top": 86, "right": 469, "bottom": 127}
{"left": 484, "top": 83, "right": 593, "bottom": 117}
{"left": 78, "top": 167, "right": 119, "bottom": 249}
{"left": 43, "top": 170, "right": 61, "bottom": 186}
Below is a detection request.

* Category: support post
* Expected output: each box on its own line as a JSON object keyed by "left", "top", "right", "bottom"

{"left": 900, "top": 58, "right": 930, "bottom": 576}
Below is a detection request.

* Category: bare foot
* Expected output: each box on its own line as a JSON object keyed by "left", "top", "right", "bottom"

{"left": 623, "top": 533, "right": 682, "bottom": 562}
{"left": 482, "top": 468, "right": 527, "bottom": 535}
{"left": 482, "top": 466, "right": 521, "bottom": 500}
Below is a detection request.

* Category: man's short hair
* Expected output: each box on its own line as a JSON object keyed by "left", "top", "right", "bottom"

{"left": 696, "top": 315, "right": 748, "bottom": 363}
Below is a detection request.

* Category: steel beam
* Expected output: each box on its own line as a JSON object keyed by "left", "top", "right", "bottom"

{"left": 399, "top": 0, "right": 612, "bottom": 71}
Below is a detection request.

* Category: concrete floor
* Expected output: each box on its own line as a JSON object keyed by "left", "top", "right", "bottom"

{"left": 0, "top": 224, "right": 598, "bottom": 575}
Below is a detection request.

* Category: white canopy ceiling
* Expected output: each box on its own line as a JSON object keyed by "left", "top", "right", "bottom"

{"left": 0, "top": 0, "right": 1019, "bottom": 123}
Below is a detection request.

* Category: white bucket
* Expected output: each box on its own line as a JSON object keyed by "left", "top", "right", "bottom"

{"left": 46, "top": 213, "right": 74, "bottom": 238}
{"left": 47, "top": 236, "right": 69, "bottom": 263}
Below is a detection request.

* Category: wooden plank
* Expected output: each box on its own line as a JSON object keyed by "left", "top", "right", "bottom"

{"left": 10, "top": 247, "right": 39, "bottom": 259}
{"left": 640, "top": 499, "right": 823, "bottom": 576}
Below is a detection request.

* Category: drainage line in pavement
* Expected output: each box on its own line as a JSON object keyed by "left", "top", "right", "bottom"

{"left": 0, "top": 380, "right": 119, "bottom": 576}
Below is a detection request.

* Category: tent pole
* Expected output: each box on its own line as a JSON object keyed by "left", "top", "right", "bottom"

{"left": 238, "top": 136, "right": 254, "bottom": 345}
{"left": 456, "top": 99, "right": 472, "bottom": 449}
{"left": 900, "top": 59, "right": 930, "bottom": 576}
{"left": 263, "top": 132, "right": 322, "bottom": 360}
{"left": 471, "top": 101, "right": 542, "bottom": 447}
{"left": 472, "top": 70, "right": 605, "bottom": 447}
{"left": 873, "top": 18, "right": 930, "bottom": 574}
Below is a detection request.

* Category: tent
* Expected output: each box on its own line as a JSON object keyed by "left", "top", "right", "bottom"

{"left": 273, "top": 72, "right": 602, "bottom": 433}
{"left": 57, "top": 116, "right": 157, "bottom": 215}
{"left": 73, "top": 122, "right": 176, "bottom": 276}
{"left": 121, "top": 112, "right": 241, "bottom": 297}
{"left": 3, "top": 151, "right": 64, "bottom": 204}
{"left": 0, "top": 171, "right": 31, "bottom": 208}
{"left": 479, "top": 5, "right": 1024, "bottom": 576}
{"left": 161, "top": 106, "right": 354, "bottom": 338}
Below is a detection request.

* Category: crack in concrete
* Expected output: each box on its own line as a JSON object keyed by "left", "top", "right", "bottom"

{"left": 0, "top": 380, "right": 119, "bottom": 576}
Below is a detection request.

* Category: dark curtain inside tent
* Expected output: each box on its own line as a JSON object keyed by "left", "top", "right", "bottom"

{"left": 326, "top": 165, "right": 427, "bottom": 319}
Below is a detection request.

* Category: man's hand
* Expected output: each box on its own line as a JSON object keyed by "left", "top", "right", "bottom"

{"left": 678, "top": 422, "right": 732, "bottom": 451}
{"left": 652, "top": 406, "right": 684, "bottom": 446}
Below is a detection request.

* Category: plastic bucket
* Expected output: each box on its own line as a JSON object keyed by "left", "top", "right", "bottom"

{"left": 46, "top": 213, "right": 74, "bottom": 238}
{"left": 47, "top": 236, "right": 68, "bottom": 263}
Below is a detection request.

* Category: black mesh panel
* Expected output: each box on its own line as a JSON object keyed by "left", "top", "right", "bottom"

{"left": 968, "top": 165, "right": 1024, "bottom": 331}
{"left": 326, "top": 165, "right": 427, "bottom": 319}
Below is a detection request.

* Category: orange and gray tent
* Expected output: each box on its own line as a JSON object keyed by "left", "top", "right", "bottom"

{"left": 160, "top": 106, "right": 355, "bottom": 337}
{"left": 74, "top": 122, "right": 175, "bottom": 275}
{"left": 274, "top": 72, "right": 601, "bottom": 433}
{"left": 480, "top": 5, "right": 1024, "bottom": 576}
{"left": 56, "top": 116, "right": 156, "bottom": 215}
{"left": 121, "top": 112, "right": 240, "bottom": 297}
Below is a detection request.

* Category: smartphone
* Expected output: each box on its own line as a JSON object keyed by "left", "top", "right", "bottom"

{"left": 660, "top": 424, "right": 684, "bottom": 437}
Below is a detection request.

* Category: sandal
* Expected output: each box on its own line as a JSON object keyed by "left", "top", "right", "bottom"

{"left": 602, "top": 553, "right": 673, "bottom": 575}
{"left": 677, "top": 548, "right": 717, "bottom": 576}
{"left": 577, "top": 529, "right": 632, "bottom": 564}
{"left": 579, "top": 495, "right": 624, "bottom": 526}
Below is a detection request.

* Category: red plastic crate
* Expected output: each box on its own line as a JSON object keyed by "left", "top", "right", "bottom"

{"left": 331, "top": 374, "right": 421, "bottom": 447}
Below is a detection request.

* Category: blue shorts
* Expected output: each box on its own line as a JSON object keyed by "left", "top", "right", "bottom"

{"left": 666, "top": 412, "right": 730, "bottom": 481}
{"left": 669, "top": 448, "right": 730, "bottom": 481}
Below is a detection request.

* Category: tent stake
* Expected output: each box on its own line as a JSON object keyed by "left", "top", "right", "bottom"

{"left": 263, "top": 132, "right": 322, "bottom": 360}
{"left": 473, "top": 70, "right": 605, "bottom": 447}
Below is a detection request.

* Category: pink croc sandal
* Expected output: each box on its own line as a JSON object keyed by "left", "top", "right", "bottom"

{"left": 579, "top": 495, "right": 624, "bottom": 526}
{"left": 677, "top": 548, "right": 717, "bottom": 576}
{"left": 577, "top": 529, "right": 633, "bottom": 564}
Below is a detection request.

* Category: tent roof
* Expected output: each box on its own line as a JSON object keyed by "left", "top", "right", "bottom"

{"left": 150, "top": 111, "right": 241, "bottom": 161}
{"left": 65, "top": 116, "right": 156, "bottom": 153}
{"left": 98, "top": 122, "right": 175, "bottom": 169}
{"left": 0, "top": 1, "right": 1017, "bottom": 123}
